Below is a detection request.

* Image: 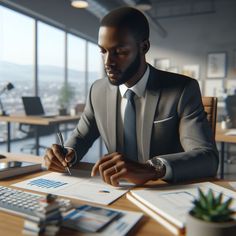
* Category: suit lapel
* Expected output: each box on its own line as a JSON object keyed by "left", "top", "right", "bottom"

{"left": 106, "top": 83, "right": 118, "bottom": 152}
{"left": 141, "top": 67, "right": 161, "bottom": 161}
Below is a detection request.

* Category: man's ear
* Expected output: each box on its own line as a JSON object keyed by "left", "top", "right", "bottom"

{"left": 140, "top": 40, "right": 150, "bottom": 54}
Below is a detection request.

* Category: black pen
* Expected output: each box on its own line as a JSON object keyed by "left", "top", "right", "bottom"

{"left": 57, "top": 132, "right": 72, "bottom": 175}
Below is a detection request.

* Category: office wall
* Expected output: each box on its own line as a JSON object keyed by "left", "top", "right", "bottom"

{"left": 147, "top": 0, "right": 236, "bottom": 95}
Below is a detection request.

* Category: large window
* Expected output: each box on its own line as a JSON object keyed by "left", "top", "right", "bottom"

{"left": 0, "top": 6, "right": 34, "bottom": 143}
{"left": 38, "top": 22, "right": 65, "bottom": 114}
{"left": 0, "top": 4, "right": 103, "bottom": 160}
{"left": 0, "top": 6, "right": 34, "bottom": 114}
{"left": 87, "top": 42, "right": 103, "bottom": 89}
{"left": 67, "top": 34, "right": 86, "bottom": 106}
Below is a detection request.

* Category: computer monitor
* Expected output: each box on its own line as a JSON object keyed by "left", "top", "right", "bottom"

{"left": 22, "top": 96, "right": 45, "bottom": 116}
{"left": 225, "top": 95, "right": 236, "bottom": 127}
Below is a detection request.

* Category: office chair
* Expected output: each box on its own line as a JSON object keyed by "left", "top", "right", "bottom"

{"left": 224, "top": 95, "right": 236, "bottom": 164}
{"left": 19, "top": 123, "right": 55, "bottom": 154}
{"left": 225, "top": 95, "right": 236, "bottom": 128}
{"left": 202, "top": 96, "right": 218, "bottom": 138}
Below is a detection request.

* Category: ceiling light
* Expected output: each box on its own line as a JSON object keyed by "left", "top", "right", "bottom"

{"left": 135, "top": 0, "right": 152, "bottom": 11}
{"left": 71, "top": 0, "right": 89, "bottom": 9}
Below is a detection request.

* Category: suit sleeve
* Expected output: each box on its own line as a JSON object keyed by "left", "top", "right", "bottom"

{"left": 156, "top": 79, "right": 219, "bottom": 182}
{"left": 64, "top": 83, "right": 100, "bottom": 164}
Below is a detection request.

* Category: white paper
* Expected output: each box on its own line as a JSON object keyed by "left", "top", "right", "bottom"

{"left": 229, "top": 182, "right": 236, "bottom": 190}
{"left": 12, "top": 171, "right": 131, "bottom": 205}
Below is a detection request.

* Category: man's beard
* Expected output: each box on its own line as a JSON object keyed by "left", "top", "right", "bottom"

{"left": 107, "top": 52, "right": 141, "bottom": 86}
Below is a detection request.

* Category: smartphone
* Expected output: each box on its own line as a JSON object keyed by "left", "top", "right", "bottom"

{"left": 0, "top": 161, "right": 34, "bottom": 172}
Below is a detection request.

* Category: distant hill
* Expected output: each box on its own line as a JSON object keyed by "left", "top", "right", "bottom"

{"left": 0, "top": 61, "right": 100, "bottom": 82}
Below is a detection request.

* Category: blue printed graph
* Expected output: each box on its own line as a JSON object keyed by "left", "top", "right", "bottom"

{"left": 27, "top": 178, "right": 68, "bottom": 189}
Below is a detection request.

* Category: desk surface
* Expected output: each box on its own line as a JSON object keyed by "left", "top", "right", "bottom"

{"left": 0, "top": 114, "right": 80, "bottom": 125}
{"left": 0, "top": 153, "right": 234, "bottom": 236}
{"left": 216, "top": 123, "right": 236, "bottom": 143}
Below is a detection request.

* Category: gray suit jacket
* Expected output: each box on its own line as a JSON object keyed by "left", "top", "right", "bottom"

{"left": 65, "top": 65, "right": 219, "bottom": 182}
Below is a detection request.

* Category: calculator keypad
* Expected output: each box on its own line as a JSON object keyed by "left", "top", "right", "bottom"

{"left": 0, "top": 186, "right": 71, "bottom": 218}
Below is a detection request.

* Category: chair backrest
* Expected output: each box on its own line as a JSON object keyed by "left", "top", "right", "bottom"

{"left": 202, "top": 96, "right": 218, "bottom": 137}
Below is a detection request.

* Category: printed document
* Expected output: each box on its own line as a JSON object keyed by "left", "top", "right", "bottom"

{"left": 12, "top": 171, "right": 132, "bottom": 205}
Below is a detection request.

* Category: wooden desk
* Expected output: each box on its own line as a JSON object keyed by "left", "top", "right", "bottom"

{"left": 0, "top": 115, "right": 80, "bottom": 155}
{"left": 215, "top": 123, "right": 236, "bottom": 179}
{"left": 1, "top": 153, "right": 235, "bottom": 236}
{"left": 0, "top": 153, "right": 174, "bottom": 236}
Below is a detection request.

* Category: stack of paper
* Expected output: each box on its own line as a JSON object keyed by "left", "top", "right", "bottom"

{"left": 127, "top": 182, "right": 236, "bottom": 235}
{"left": 23, "top": 194, "right": 62, "bottom": 236}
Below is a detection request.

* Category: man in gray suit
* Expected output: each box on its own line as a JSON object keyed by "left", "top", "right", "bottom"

{"left": 44, "top": 7, "right": 218, "bottom": 186}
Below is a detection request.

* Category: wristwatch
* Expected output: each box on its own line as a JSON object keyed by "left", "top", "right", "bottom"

{"left": 147, "top": 158, "right": 166, "bottom": 180}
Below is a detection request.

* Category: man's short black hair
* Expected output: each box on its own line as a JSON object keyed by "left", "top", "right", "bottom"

{"left": 100, "top": 7, "right": 149, "bottom": 42}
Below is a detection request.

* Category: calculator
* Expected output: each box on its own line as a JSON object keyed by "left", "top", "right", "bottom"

{"left": 0, "top": 185, "right": 71, "bottom": 219}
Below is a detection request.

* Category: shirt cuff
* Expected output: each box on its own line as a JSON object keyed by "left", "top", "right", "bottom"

{"left": 156, "top": 158, "right": 173, "bottom": 180}
{"left": 65, "top": 146, "right": 78, "bottom": 166}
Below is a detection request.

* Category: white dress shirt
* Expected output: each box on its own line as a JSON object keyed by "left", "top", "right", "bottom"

{"left": 117, "top": 66, "right": 171, "bottom": 179}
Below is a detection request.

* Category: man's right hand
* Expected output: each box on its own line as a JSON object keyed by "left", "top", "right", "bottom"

{"left": 44, "top": 144, "right": 75, "bottom": 172}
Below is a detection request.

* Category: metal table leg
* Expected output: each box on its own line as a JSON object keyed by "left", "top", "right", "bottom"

{"left": 220, "top": 142, "right": 225, "bottom": 179}
{"left": 35, "top": 126, "right": 39, "bottom": 156}
{"left": 7, "top": 122, "right": 10, "bottom": 152}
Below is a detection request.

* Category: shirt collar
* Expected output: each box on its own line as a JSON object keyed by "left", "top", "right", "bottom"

{"left": 119, "top": 65, "right": 150, "bottom": 98}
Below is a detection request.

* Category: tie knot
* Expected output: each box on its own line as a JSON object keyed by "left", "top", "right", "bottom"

{"left": 125, "top": 89, "right": 135, "bottom": 100}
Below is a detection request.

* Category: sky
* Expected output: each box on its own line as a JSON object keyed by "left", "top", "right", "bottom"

{"left": 0, "top": 5, "right": 102, "bottom": 72}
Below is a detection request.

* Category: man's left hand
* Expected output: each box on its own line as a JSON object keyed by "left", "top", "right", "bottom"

{"left": 91, "top": 152, "right": 159, "bottom": 187}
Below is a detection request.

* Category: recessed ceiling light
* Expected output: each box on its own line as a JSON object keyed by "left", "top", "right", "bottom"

{"left": 71, "top": 0, "right": 89, "bottom": 9}
{"left": 135, "top": 0, "right": 152, "bottom": 11}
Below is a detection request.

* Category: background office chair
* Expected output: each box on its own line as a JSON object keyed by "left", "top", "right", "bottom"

{"left": 202, "top": 96, "right": 218, "bottom": 138}
{"left": 19, "top": 96, "right": 56, "bottom": 154}
{"left": 223, "top": 95, "right": 236, "bottom": 164}
{"left": 19, "top": 123, "right": 55, "bottom": 154}
{"left": 225, "top": 95, "right": 236, "bottom": 128}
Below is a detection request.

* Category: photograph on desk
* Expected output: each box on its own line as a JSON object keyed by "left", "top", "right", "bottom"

{"left": 62, "top": 205, "right": 122, "bottom": 232}
{"left": 62, "top": 205, "right": 143, "bottom": 236}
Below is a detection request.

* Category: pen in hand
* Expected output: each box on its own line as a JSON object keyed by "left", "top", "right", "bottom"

{"left": 57, "top": 132, "right": 72, "bottom": 176}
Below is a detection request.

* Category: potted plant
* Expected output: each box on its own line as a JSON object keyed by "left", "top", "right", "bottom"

{"left": 58, "top": 82, "right": 75, "bottom": 115}
{"left": 186, "top": 188, "right": 236, "bottom": 236}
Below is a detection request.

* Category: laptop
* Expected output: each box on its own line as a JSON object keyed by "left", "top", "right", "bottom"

{"left": 22, "top": 96, "right": 57, "bottom": 118}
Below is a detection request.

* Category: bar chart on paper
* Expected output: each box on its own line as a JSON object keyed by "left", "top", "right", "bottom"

{"left": 28, "top": 178, "right": 68, "bottom": 189}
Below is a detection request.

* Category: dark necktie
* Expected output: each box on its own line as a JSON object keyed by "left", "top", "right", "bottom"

{"left": 123, "top": 89, "right": 138, "bottom": 161}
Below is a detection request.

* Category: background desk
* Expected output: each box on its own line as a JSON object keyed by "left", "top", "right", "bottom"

{"left": 0, "top": 115, "right": 80, "bottom": 155}
{"left": 215, "top": 124, "right": 236, "bottom": 179}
